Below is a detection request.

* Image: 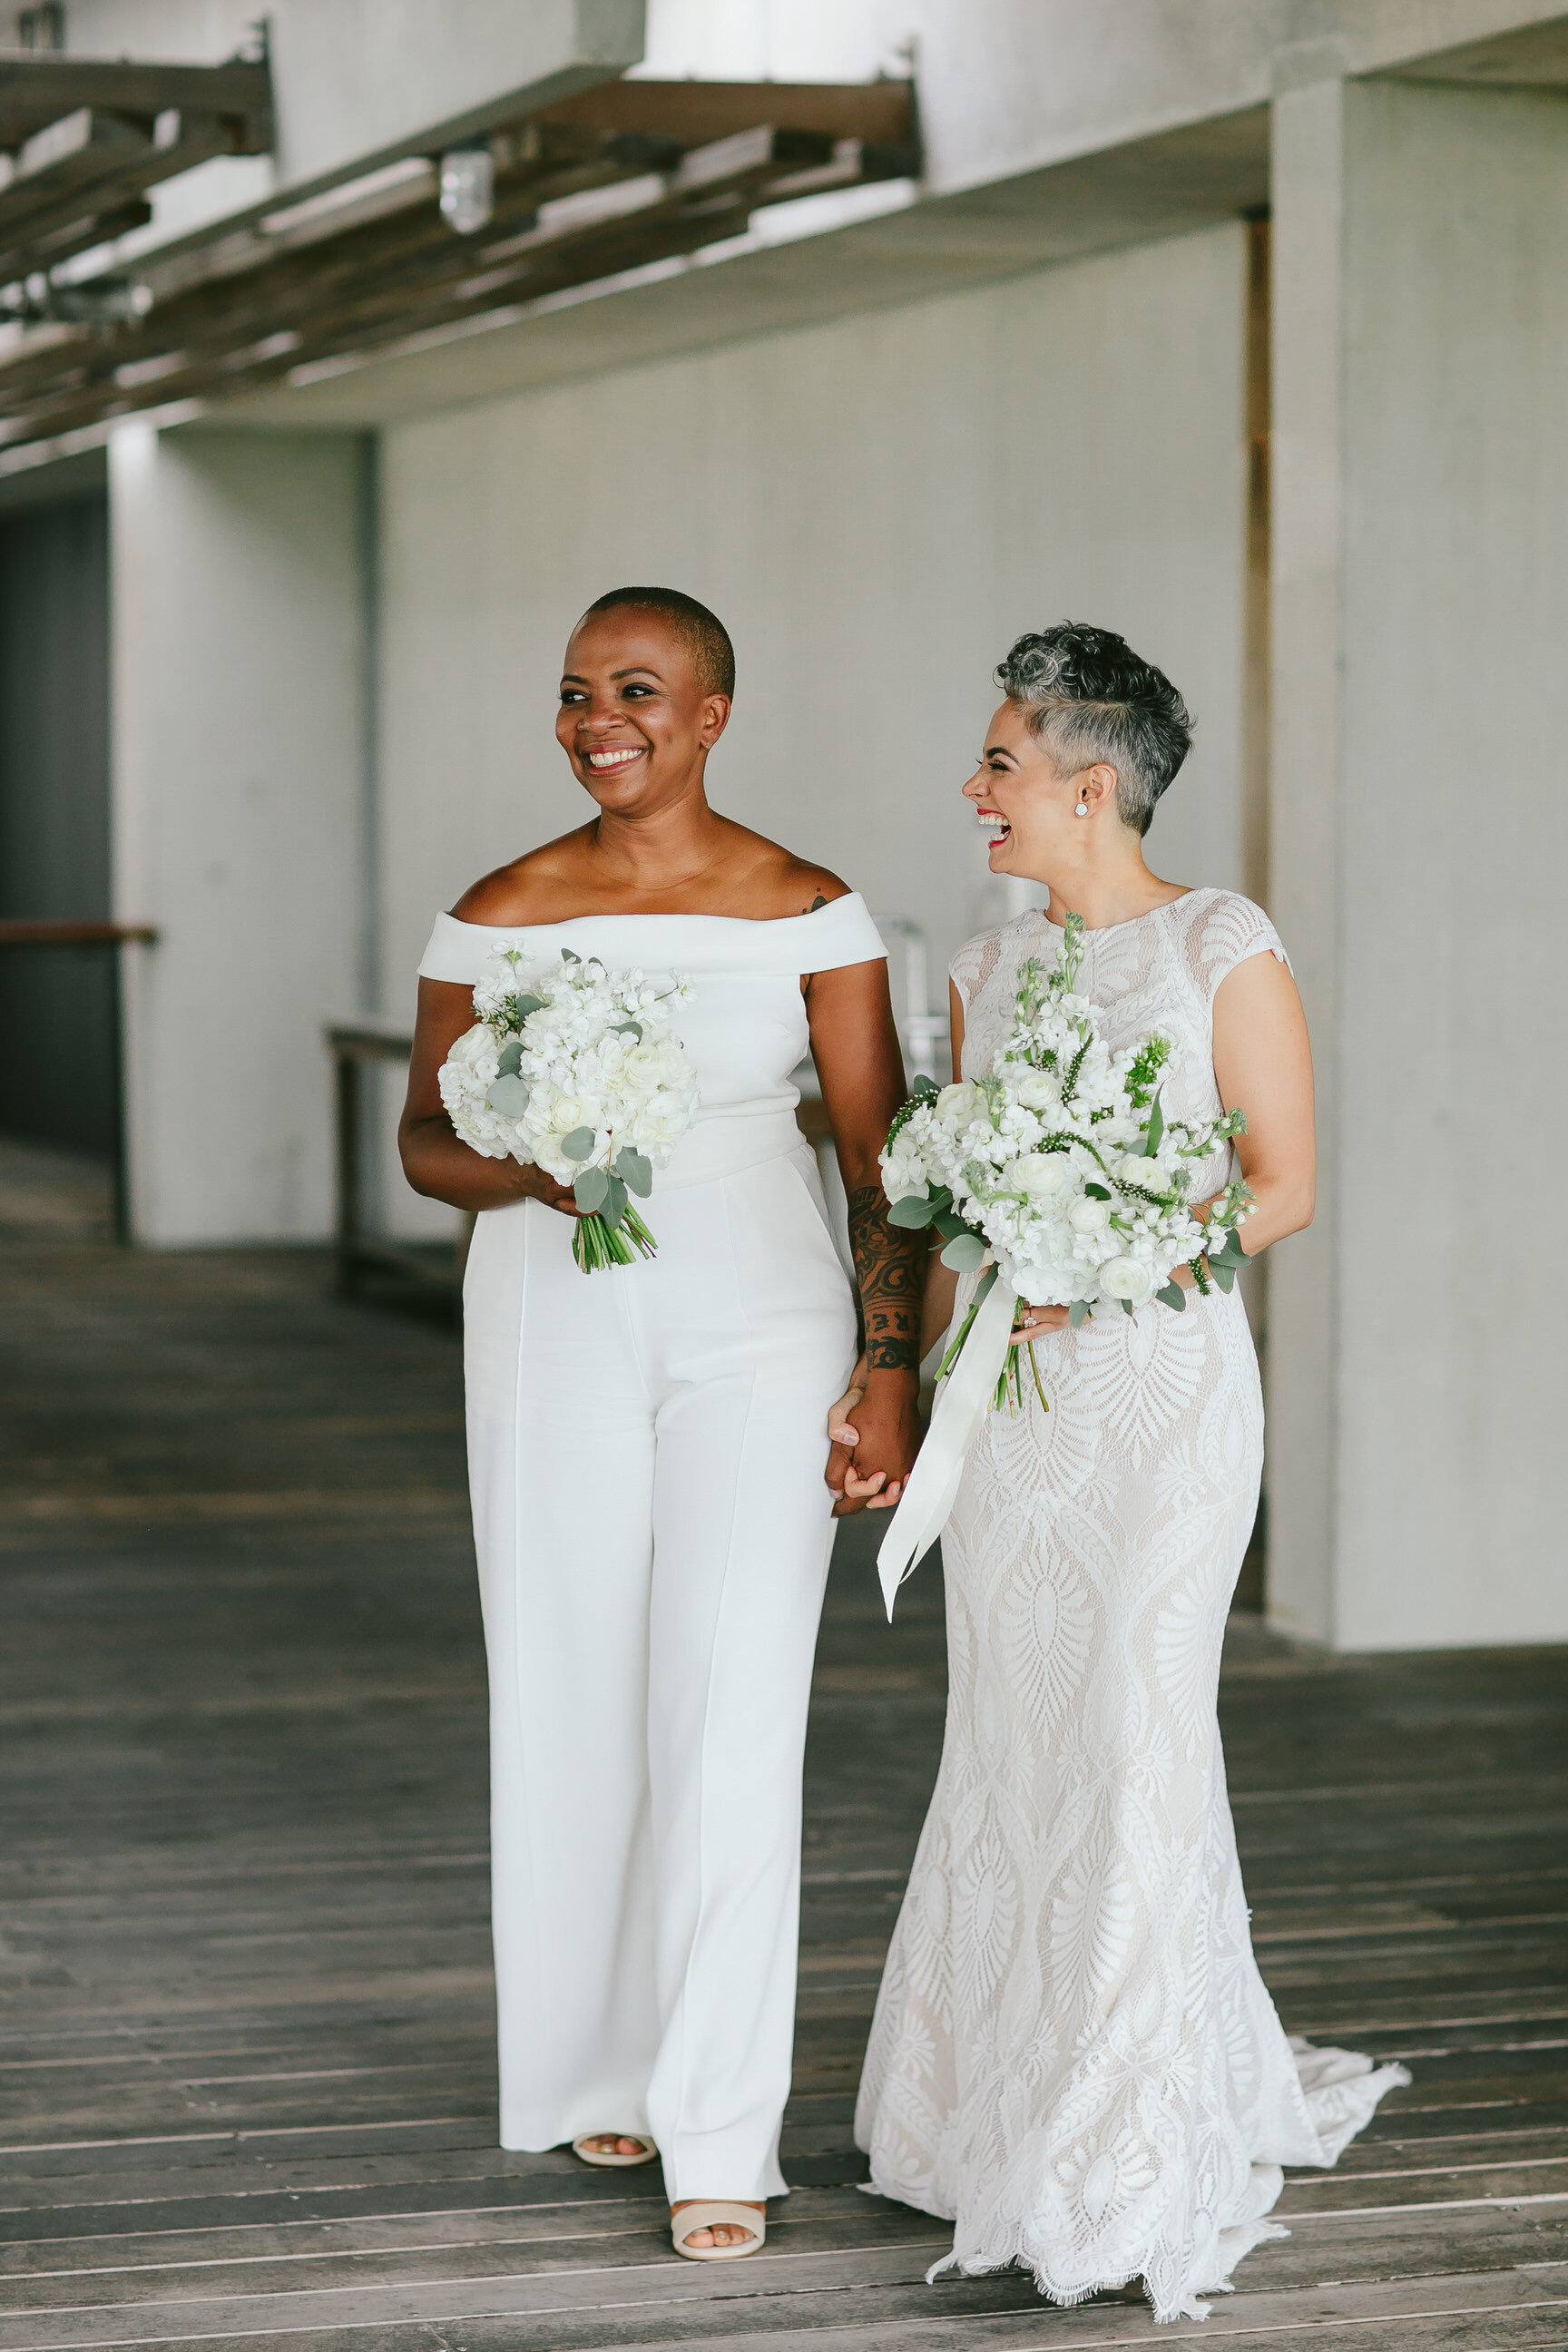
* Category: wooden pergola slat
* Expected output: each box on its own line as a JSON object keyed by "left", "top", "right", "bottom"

{"left": 0, "top": 81, "right": 918, "bottom": 459}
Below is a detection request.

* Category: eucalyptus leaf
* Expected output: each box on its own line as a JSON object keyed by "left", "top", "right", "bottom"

{"left": 888, "top": 1194, "right": 936, "bottom": 1228}
{"left": 940, "top": 1231, "right": 988, "bottom": 1273}
{"left": 1068, "top": 1299, "right": 1092, "bottom": 1328}
{"left": 614, "top": 1148, "right": 652, "bottom": 1198}
{"left": 573, "top": 1167, "right": 609, "bottom": 1213}
{"left": 1145, "top": 1092, "right": 1165, "bottom": 1156}
{"left": 560, "top": 949, "right": 580, "bottom": 964}
{"left": 603, "top": 1174, "right": 628, "bottom": 1229}
{"left": 1210, "top": 1261, "right": 1237, "bottom": 1292}
{"left": 485, "top": 1074, "right": 531, "bottom": 1116}
{"left": 495, "top": 1037, "right": 524, "bottom": 1077}
{"left": 1156, "top": 1280, "right": 1186, "bottom": 1311}
{"left": 562, "top": 1126, "right": 596, "bottom": 1161}
{"left": 514, "top": 993, "right": 546, "bottom": 1017}
{"left": 612, "top": 1020, "right": 643, "bottom": 1044}
{"left": 933, "top": 1210, "right": 971, "bottom": 1242}
{"left": 1120, "top": 1297, "right": 1135, "bottom": 1315}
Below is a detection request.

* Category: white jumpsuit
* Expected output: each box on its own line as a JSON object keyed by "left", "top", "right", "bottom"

{"left": 416, "top": 897, "right": 881, "bottom": 2202}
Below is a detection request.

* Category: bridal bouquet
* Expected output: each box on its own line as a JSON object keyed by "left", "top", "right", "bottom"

{"left": 880, "top": 912, "right": 1252, "bottom": 1411}
{"left": 438, "top": 946, "right": 699, "bottom": 1272}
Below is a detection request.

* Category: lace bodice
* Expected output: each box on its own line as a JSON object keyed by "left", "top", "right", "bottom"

{"left": 951, "top": 889, "right": 1288, "bottom": 1203}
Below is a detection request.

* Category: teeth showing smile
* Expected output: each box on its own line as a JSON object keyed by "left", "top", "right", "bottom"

{"left": 978, "top": 812, "right": 1011, "bottom": 838}
{"left": 586, "top": 747, "right": 644, "bottom": 771}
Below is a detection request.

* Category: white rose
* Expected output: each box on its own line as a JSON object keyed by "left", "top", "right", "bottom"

{"left": 1100, "top": 1255, "right": 1155, "bottom": 1303}
{"left": 1014, "top": 1072, "right": 1060, "bottom": 1112}
{"left": 547, "top": 1094, "right": 587, "bottom": 1134}
{"left": 1069, "top": 1196, "right": 1112, "bottom": 1233}
{"left": 1005, "top": 1152, "right": 1070, "bottom": 1198}
{"left": 935, "top": 1080, "right": 984, "bottom": 1130}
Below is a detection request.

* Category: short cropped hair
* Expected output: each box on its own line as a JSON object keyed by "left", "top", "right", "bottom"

{"left": 580, "top": 585, "right": 735, "bottom": 700}
{"left": 994, "top": 622, "right": 1193, "bottom": 835}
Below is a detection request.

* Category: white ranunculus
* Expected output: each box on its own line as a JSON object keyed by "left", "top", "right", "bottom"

{"left": 1069, "top": 1196, "right": 1112, "bottom": 1233}
{"left": 1117, "top": 1153, "right": 1172, "bottom": 1193}
{"left": 545, "top": 1093, "right": 588, "bottom": 1134}
{"left": 1100, "top": 1254, "right": 1155, "bottom": 1303}
{"left": 935, "top": 1080, "right": 984, "bottom": 1130}
{"left": 1005, "top": 1152, "right": 1071, "bottom": 1198}
{"left": 1014, "top": 1071, "right": 1060, "bottom": 1112}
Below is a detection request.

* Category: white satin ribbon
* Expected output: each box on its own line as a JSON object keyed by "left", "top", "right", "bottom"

{"left": 876, "top": 1269, "right": 1018, "bottom": 1620}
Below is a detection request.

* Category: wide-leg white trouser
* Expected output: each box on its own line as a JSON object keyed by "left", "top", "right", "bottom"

{"left": 462, "top": 1140, "right": 858, "bottom": 2203}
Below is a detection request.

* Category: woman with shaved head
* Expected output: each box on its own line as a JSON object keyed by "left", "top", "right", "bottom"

{"left": 398, "top": 588, "right": 922, "bottom": 2260}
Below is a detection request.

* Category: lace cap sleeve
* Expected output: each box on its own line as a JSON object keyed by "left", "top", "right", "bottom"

{"left": 949, "top": 925, "right": 1008, "bottom": 1011}
{"left": 1190, "top": 891, "right": 1291, "bottom": 999}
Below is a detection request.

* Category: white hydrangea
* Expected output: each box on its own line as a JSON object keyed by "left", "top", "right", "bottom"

{"left": 878, "top": 911, "right": 1251, "bottom": 1329}
{"left": 438, "top": 949, "right": 701, "bottom": 1191}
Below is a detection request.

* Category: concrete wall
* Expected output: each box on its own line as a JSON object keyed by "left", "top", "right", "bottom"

{"left": 376, "top": 217, "right": 1250, "bottom": 1009}
{"left": 111, "top": 426, "right": 368, "bottom": 1244}
{"left": 1269, "top": 75, "right": 1568, "bottom": 1649}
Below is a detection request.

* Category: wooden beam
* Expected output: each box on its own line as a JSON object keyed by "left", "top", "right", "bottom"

{"left": 0, "top": 82, "right": 917, "bottom": 454}
{"left": 0, "top": 50, "right": 272, "bottom": 152}
{"left": 537, "top": 75, "right": 916, "bottom": 154}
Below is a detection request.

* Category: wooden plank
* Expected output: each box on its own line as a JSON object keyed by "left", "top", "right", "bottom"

{"left": 1, "top": 1231, "right": 1566, "bottom": 2350}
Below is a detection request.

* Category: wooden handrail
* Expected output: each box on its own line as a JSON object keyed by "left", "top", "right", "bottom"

{"left": 0, "top": 919, "right": 159, "bottom": 945}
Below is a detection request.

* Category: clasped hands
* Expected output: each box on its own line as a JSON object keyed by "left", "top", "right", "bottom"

{"left": 826, "top": 1304, "right": 1069, "bottom": 1516}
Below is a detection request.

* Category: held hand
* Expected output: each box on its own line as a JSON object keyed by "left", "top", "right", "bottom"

{"left": 1010, "top": 1303, "right": 1070, "bottom": 1347}
{"left": 516, "top": 1163, "right": 586, "bottom": 1217}
{"left": 828, "top": 1367, "right": 921, "bottom": 1517}
{"left": 826, "top": 1357, "right": 867, "bottom": 1513}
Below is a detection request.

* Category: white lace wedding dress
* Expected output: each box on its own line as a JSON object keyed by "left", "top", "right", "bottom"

{"left": 856, "top": 890, "right": 1408, "bottom": 2324}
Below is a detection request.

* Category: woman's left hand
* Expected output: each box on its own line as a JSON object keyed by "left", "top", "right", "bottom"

{"left": 1011, "top": 1304, "right": 1070, "bottom": 1346}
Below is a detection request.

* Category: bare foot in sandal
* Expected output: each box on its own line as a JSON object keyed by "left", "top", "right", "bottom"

{"left": 671, "top": 2199, "right": 764, "bottom": 2251}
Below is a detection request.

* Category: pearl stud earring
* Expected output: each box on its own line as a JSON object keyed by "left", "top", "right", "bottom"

{"left": 1074, "top": 799, "right": 1088, "bottom": 817}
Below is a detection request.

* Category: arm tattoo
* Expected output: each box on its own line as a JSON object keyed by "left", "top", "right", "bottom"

{"left": 846, "top": 1183, "right": 923, "bottom": 1373}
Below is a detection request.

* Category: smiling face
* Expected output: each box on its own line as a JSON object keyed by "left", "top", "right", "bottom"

{"left": 962, "top": 699, "right": 1122, "bottom": 880}
{"left": 556, "top": 604, "right": 730, "bottom": 815}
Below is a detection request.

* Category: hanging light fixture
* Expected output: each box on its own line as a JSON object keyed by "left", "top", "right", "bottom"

{"left": 439, "top": 142, "right": 495, "bottom": 236}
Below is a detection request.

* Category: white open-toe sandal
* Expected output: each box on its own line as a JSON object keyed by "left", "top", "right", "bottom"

{"left": 672, "top": 2202, "right": 766, "bottom": 2260}
{"left": 572, "top": 2133, "right": 658, "bottom": 2169}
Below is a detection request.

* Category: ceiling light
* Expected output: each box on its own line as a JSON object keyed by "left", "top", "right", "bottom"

{"left": 439, "top": 144, "right": 495, "bottom": 236}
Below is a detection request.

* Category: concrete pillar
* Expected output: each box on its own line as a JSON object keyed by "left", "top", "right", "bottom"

{"left": 111, "top": 426, "right": 368, "bottom": 1244}
{"left": 1268, "top": 76, "right": 1568, "bottom": 1649}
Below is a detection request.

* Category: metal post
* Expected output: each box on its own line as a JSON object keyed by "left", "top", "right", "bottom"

{"left": 334, "top": 1051, "right": 360, "bottom": 1297}
{"left": 106, "top": 943, "right": 130, "bottom": 1244}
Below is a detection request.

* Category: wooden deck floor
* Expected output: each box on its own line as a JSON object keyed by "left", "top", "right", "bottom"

{"left": 2, "top": 1214, "right": 1566, "bottom": 2350}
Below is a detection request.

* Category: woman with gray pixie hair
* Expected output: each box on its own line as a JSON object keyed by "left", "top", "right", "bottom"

{"left": 836, "top": 623, "right": 1408, "bottom": 2320}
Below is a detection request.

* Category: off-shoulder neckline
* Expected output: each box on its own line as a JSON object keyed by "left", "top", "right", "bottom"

{"left": 436, "top": 892, "right": 867, "bottom": 935}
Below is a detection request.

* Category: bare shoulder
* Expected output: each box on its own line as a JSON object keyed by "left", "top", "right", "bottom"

{"left": 450, "top": 831, "right": 593, "bottom": 926}
{"left": 721, "top": 823, "right": 852, "bottom": 917}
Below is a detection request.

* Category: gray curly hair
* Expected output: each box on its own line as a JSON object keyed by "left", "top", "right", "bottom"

{"left": 994, "top": 622, "right": 1193, "bottom": 836}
